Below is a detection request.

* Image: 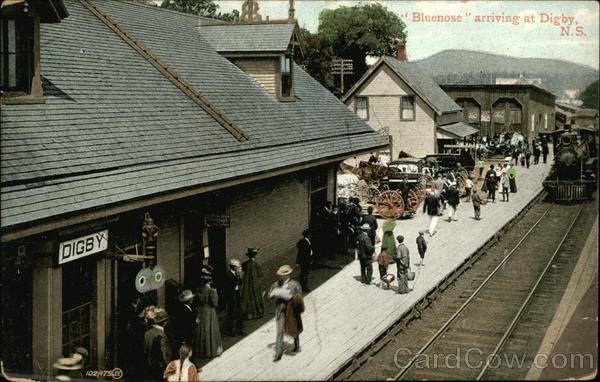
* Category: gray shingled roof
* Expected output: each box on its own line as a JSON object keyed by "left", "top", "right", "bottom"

{"left": 199, "top": 23, "right": 296, "bottom": 53}
{"left": 1, "top": 0, "right": 387, "bottom": 229}
{"left": 383, "top": 57, "right": 462, "bottom": 114}
{"left": 437, "top": 122, "right": 479, "bottom": 138}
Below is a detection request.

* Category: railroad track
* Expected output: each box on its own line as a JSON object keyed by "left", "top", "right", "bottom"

{"left": 339, "top": 197, "right": 596, "bottom": 381}
{"left": 392, "top": 203, "right": 585, "bottom": 380}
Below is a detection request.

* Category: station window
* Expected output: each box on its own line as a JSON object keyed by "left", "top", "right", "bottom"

{"left": 355, "top": 97, "right": 368, "bottom": 120}
{"left": 1, "top": 18, "right": 34, "bottom": 94}
{"left": 400, "top": 95, "right": 415, "bottom": 120}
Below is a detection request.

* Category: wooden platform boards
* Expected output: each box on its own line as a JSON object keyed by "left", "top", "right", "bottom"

{"left": 200, "top": 161, "right": 552, "bottom": 381}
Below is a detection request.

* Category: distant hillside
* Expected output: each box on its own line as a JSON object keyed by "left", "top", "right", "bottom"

{"left": 414, "top": 49, "right": 599, "bottom": 99}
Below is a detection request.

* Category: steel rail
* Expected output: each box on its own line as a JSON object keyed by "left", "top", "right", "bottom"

{"left": 476, "top": 205, "right": 584, "bottom": 380}
{"left": 393, "top": 205, "right": 554, "bottom": 380}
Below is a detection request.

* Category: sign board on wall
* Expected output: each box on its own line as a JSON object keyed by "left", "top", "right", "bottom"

{"left": 480, "top": 111, "right": 490, "bottom": 122}
{"left": 59, "top": 230, "right": 109, "bottom": 265}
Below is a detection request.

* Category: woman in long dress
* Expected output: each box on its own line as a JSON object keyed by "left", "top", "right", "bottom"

{"left": 194, "top": 277, "right": 223, "bottom": 359}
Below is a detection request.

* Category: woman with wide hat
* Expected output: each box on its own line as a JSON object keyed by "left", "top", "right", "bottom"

{"left": 194, "top": 272, "right": 223, "bottom": 359}
{"left": 240, "top": 248, "right": 265, "bottom": 320}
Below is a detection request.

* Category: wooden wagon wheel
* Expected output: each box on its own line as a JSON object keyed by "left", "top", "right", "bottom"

{"left": 414, "top": 183, "right": 426, "bottom": 202}
{"left": 376, "top": 190, "right": 405, "bottom": 220}
{"left": 420, "top": 175, "right": 436, "bottom": 194}
{"left": 366, "top": 186, "right": 380, "bottom": 204}
{"left": 406, "top": 189, "right": 421, "bottom": 213}
{"left": 463, "top": 166, "right": 474, "bottom": 178}
{"left": 456, "top": 176, "right": 467, "bottom": 196}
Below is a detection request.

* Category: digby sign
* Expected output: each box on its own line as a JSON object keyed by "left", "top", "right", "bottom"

{"left": 58, "top": 230, "right": 109, "bottom": 265}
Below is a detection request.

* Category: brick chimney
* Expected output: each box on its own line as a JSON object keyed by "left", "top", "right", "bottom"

{"left": 395, "top": 39, "right": 407, "bottom": 62}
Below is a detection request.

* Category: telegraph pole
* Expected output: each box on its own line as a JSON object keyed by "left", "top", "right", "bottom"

{"left": 331, "top": 58, "right": 354, "bottom": 94}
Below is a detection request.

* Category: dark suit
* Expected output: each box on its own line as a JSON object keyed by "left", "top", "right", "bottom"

{"left": 224, "top": 269, "right": 244, "bottom": 335}
{"left": 296, "top": 237, "right": 313, "bottom": 291}
{"left": 174, "top": 302, "right": 196, "bottom": 349}
{"left": 357, "top": 231, "right": 374, "bottom": 284}
{"left": 143, "top": 326, "right": 172, "bottom": 380}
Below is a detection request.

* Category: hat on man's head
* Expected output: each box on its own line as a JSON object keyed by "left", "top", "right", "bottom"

{"left": 276, "top": 264, "right": 293, "bottom": 276}
{"left": 418, "top": 230, "right": 426, "bottom": 235}
{"left": 396, "top": 235, "right": 404, "bottom": 243}
{"left": 53, "top": 354, "right": 83, "bottom": 371}
{"left": 153, "top": 310, "right": 169, "bottom": 324}
{"left": 361, "top": 223, "right": 371, "bottom": 230}
{"left": 246, "top": 248, "right": 259, "bottom": 257}
{"left": 179, "top": 289, "right": 194, "bottom": 302}
{"left": 230, "top": 259, "right": 241, "bottom": 267}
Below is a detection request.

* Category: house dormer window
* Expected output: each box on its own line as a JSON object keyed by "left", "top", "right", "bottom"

{"left": 1, "top": 17, "right": 34, "bottom": 94}
{"left": 280, "top": 55, "right": 292, "bottom": 98}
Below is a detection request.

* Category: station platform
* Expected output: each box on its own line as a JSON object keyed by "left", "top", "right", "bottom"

{"left": 200, "top": 161, "right": 552, "bottom": 381}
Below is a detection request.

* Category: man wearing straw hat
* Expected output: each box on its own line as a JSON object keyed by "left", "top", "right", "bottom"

{"left": 269, "top": 265, "right": 303, "bottom": 362}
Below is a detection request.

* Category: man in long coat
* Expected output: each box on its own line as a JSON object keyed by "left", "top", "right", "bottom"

{"left": 357, "top": 223, "right": 375, "bottom": 285}
{"left": 446, "top": 183, "right": 460, "bottom": 222}
{"left": 296, "top": 230, "right": 313, "bottom": 292}
{"left": 174, "top": 290, "right": 196, "bottom": 350}
{"left": 224, "top": 259, "right": 245, "bottom": 336}
{"left": 361, "top": 206, "right": 378, "bottom": 245}
{"left": 422, "top": 191, "right": 440, "bottom": 237}
{"left": 269, "top": 265, "right": 303, "bottom": 362}
{"left": 241, "top": 248, "right": 265, "bottom": 319}
{"left": 144, "top": 311, "right": 172, "bottom": 381}
{"left": 485, "top": 165, "right": 498, "bottom": 202}
{"left": 396, "top": 236, "right": 411, "bottom": 294}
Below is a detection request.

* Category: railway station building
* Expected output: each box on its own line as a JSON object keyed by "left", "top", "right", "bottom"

{"left": 0, "top": 0, "right": 387, "bottom": 378}
{"left": 342, "top": 56, "right": 476, "bottom": 159}
{"left": 440, "top": 84, "right": 557, "bottom": 142}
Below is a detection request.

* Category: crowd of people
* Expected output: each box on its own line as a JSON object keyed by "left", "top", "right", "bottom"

{"left": 84, "top": 247, "right": 306, "bottom": 381}
{"left": 49, "top": 135, "right": 551, "bottom": 380}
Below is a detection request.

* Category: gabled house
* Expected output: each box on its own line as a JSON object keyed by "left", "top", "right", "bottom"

{"left": 0, "top": 0, "right": 387, "bottom": 377}
{"left": 342, "top": 56, "right": 473, "bottom": 158}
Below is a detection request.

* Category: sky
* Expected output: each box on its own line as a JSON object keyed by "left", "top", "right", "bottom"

{"left": 214, "top": 0, "right": 599, "bottom": 70}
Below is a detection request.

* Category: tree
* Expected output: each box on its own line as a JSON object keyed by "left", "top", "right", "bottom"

{"left": 318, "top": 3, "right": 406, "bottom": 94}
{"left": 581, "top": 80, "right": 599, "bottom": 109}
{"left": 299, "top": 29, "right": 334, "bottom": 92}
{"left": 160, "top": 0, "right": 239, "bottom": 21}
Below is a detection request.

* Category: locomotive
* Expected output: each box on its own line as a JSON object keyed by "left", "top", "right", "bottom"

{"left": 543, "top": 126, "right": 598, "bottom": 201}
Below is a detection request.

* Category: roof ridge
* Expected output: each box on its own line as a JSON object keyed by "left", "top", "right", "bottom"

{"left": 200, "top": 19, "right": 295, "bottom": 27}
{"left": 112, "top": 0, "right": 217, "bottom": 22}
{"left": 79, "top": 0, "right": 249, "bottom": 142}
